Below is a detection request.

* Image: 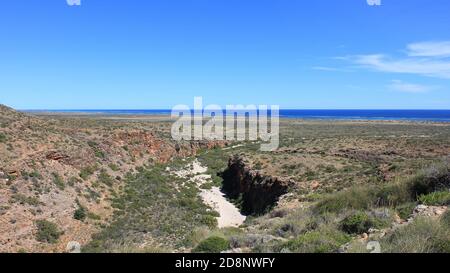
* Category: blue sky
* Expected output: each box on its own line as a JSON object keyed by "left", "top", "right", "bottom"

{"left": 0, "top": 0, "right": 450, "bottom": 109}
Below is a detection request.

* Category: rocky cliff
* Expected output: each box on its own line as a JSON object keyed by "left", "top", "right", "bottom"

{"left": 221, "top": 155, "right": 294, "bottom": 215}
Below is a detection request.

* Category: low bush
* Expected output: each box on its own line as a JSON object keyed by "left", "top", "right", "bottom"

{"left": 84, "top": 165, "right": 220, "bottom": 252}
{"left": 395, "top": 202, "right": 417, "bottom": 220}
{"left": 200, "top": 215, "right": 219, "bottom": 228}
{"left": 374, "top": 165, "right": 449, "bottom": 206}
{"left": 52, "top": 173, "right": 65, "bottom": 190}
{"left": 109, "top": 163, "right": 119, "bottom": 171}
{"left": 408, "top": 164, "right": 450, "bottom": 197}
{"left": 88, "top": 141, "right": 106, "bottom": 159}
{"left": 193, "top": 236, "right": 230, "bottom": 253}
{"left": 277, "top": 227, "right": 350, "bottom": 253}
{"left": 375, "top": 182, "right": 411, "bottom": 207}
{"left": 28, "top": 171, "right": 42, "bottom": 179}
{"left": 79, "top": 165, "right": 97, "bottom": 180}
{"left": 441, "top": 210, "right": 450, "bottom": 228}
{"left": 381, "top": 217, "right": 450, "bottom": 253}
{"left": 98, "top": 169, "right": 115, "bottom": 187}
{"left": 87, "top": 212, "right": 101, "bottom": 220}
{"left": 74, "top": 206, "right": 87, "bottom": 221}
{"left": 340, "top": 212, "right": 384, "bottom": 235}
{"left": 314, "top": 187, "right": 375, "bottom": 214}
{"left": 11, "top": 194, "right": 41, "bottom": 206}
{"left": 419, "top": 191, "right": 450, "bottom": 206}
{"left": 0, "top": 133, "right": 6, "bottom": 143}
{"left": 68, "top": 176, "right": 82, "bottom": 187}
{"left": 315, "top": 163, "right": 450, "bottom": 214}
{"left": 35, "top": 220, "right": 62, "bottom": 244}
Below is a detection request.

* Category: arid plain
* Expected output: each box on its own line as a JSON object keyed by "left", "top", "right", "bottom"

{"left": 1, "top": 104, "right": 449, "bottom": 253}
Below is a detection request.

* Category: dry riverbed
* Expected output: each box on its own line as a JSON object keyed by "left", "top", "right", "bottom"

{"left": 172, "top": 159, "right": 246, "bottom": 228}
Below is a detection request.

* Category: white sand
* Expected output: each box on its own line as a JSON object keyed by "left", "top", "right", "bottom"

{"left": 172, "top": 159, "right": 246, "bottom": 228}
{"left": 200, "top": 187, "right": 246, "bottom": 228}
{"left": 173, "top": 159, "right": 208, "bottom": 181}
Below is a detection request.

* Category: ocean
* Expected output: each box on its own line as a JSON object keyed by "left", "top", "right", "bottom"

{"left": 25, "top": 109, "right": 450, "bottom": 122}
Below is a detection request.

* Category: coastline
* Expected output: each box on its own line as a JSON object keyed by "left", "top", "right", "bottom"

{"left": 24, "top": 109, "right": 450, "bottom": 124}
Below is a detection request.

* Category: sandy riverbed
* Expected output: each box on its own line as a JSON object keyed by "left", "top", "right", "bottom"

{"left": 172, "top": 159, "right": 246, "bottom": 228}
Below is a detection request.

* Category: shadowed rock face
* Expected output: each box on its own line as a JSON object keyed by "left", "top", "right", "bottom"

{"left": 221, "top": 156, "right": 294, "bottom": 216}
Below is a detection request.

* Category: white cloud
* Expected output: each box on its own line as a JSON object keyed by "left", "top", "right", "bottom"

{"left": 351, "top": 53, "right": 450, "bottom": 79}
{"left": 407, "top": 41, "right": 450, "bottom": 58}
{"left": 337, "top": 41, "right": 450, "bottom": 79}
{"left": 312, "top": 66, "right": 352, "bottom": 72}
{"left": 388, "top": 80, "right": 438, "bottom": 93}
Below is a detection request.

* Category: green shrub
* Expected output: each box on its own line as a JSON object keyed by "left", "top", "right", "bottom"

{"left": 200, "top": 215, "right": 219, "bottom": 228}
{"left": 95, "top": 150, "right": 106, "bottom": 159}
{"left": 315, "top": 187, "right": 375, "bottom": 214}
{"left": 85, "top": 165, "right": 220, "bottom": 252}
{"left": 376, "top": 163, "right": 450, "bottom": 206}
{"left": 395, "top": 202, "right": 417, "bottom": 220}
{"left": 87, "top": 212, "right": 101, "bottom": 220}
{"left": 68, "top": 176, "right": 82, "bottom": 187}
{"left": 278, "top": 227, "right": 350, "bottom": 253}
{"left": 79, "top": 165, "right": 97, "bottom": 180}
{"left": 375, "top": 183, "right": 412, "bottom": 207}
{"left": 340, "top": 212, "right": 383, "bottom": 235}
{"left": 74, "top": 207, "right": 87, "bottom": 221}
{"left": 35, "top": 220, "right": 62, "bottom": 244}
{"left": 200, "top": 182, "right": 213, "bottom": 190}
{"left": 12, "top": 194, "right": 41, "bottom": 206}
{"left": 28, "top": 171, "right": 42, "bottom": 179}
{"left": 441, "top": 210, "right": 450, "bottom": 228}
{"left": 419, "top": 191, "right": 450, "bottom": 206}
{"left": 324, "top": 165, "right": 337, "bottom": 173}
{"left": 381, "top": 217, "right": 450, "bottom": 253}
{"left": 0, "top": 133, "right": 6, "bottom": 143}
{"left": 109, "top": 163, "right": 119, "bottom": 171}
{"left": 88, "top": 141, "right": 104, "bottom": 159}
{"left": 98, "top": 169, "right": 114, "bottom": 187}
{"left": 52, "top": 173, "right": 65, "bottom": 190}
{"left": 193, "top": 236, "right": 230, "bottom": 253}
{"left": 87, "top": 141, "right": 98, "bottom": 148}
{"left": 407, "top": 164, "right": 450, "bottom": 198}
{"left": 315, "top": 163, "right": 450, "bottom": 215}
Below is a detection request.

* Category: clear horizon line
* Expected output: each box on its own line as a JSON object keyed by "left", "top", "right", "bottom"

{"left": 20, "top": 108, "right": 450, "bottom": 111}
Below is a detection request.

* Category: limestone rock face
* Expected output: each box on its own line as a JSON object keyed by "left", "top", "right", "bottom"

{"left": 221, "top": 155, "right": 294, "bottom": 215}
